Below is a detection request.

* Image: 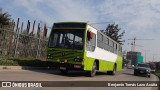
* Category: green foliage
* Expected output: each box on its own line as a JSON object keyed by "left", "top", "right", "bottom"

{"left": 104, "top": 24, "right": 125, "bottom": 45}
{"left": 0, "top": 56, "right": 18, "bottom": 66}
{"left": 152, "top": 62, "right": 160, "bottom": 78}
{"left": 0, "top": 56, "right": 54, "bottom": 67}
{"left": 0, "top": 9, "right": 11, "bottom": 25}
{"left": 155, "top": 62, "right": 160, "bottom": 71}
{"left": 154, "top": 71, "right": 160, "bottom": 78}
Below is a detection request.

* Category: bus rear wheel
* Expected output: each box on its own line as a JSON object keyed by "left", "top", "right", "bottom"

{"left": 89, "top": 62, "right": 97, "bottom": 77}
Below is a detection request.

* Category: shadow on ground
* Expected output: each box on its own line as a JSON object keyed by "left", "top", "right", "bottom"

{"left": 122, "top": 72, "right": 150, "bottom": 78}
{"left": 26, "top": 69, "right": 110, "bottom": 77}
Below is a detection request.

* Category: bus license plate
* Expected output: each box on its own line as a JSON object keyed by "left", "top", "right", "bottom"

{"left": 60, "top": 67, "right": 66, "bottom": 70}
{"left": 74, "top": 65, "right": 81, "bottom": 69}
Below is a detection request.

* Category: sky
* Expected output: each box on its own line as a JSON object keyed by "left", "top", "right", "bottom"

{"left": 0, "top": 0, "right": 160, "bottom": 62}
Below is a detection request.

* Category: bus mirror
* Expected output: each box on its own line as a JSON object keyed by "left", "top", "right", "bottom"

{"left": 87, "top": 31, "right": 94, "bottom": 41}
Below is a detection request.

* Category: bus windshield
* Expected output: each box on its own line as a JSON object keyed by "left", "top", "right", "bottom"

{"left": 48, "top": 29, "right": 84, "bottom": 50}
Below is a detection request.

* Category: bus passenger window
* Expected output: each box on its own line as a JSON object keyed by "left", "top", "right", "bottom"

{"left": 86, "top": 31, "right": 96, "bottom": 51}
{"left": 87, "top": 31, "right": 94, "bottom": 41}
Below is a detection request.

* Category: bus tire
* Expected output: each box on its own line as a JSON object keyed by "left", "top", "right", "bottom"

{"left": 89, "top": 62, "right": 97, "bottom": 77}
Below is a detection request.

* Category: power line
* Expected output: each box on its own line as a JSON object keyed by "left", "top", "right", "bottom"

{"left": 128, "top": 37, "right": 154, "bottom": 51}
{"left": 128, "top": 43, "right": 143, "bottom": 51}
{"left": 89, "top": 22, "right": 115, "bottom": 25}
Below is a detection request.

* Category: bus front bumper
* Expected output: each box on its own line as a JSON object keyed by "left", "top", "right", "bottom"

{"left": 54, "top": 62, "right": 84, "bottom": 70}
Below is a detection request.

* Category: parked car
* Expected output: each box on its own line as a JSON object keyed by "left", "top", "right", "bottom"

{"left": 134, "top": 63, "right": 151, "bottom": 78}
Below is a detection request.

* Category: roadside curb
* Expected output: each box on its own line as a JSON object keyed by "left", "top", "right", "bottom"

{"left": 151, "top": 74, "right": 159, "bottom": 90}
{"left": 0, "top": 66, "right": 57, "bottom": 70}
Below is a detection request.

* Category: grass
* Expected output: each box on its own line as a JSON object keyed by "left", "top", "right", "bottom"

{"left": 154, "top": 70, "right": 160, "bottom": 79}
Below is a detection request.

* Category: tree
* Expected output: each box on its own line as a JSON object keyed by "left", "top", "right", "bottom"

{"left": 104, "top": 24, "right": 125, "bottom": 45}
{"left": 0, "top": 8, "right": 11, "bottom": 25}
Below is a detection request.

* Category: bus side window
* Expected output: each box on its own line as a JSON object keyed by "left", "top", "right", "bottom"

{"left": 87, "top": 31, "right": 94, "bottom": 41}
{"left": 97, "top": 32, "right": 103, "bottom": 49}
{"left": 87, "top": 31, "right": 96, "bottom": 51}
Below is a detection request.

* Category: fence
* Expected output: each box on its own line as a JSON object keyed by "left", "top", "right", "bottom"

{"left": 0, "top": 24, "right": 48, "bottom": 60}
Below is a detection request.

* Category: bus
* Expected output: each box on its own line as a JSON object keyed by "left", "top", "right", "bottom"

{"left": 47, "top": 22, "right": 123, "bottom": 77}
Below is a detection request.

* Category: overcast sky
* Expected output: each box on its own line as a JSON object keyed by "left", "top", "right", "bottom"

{"left": 0, "top": 0, "right": 160, "bottom": 62}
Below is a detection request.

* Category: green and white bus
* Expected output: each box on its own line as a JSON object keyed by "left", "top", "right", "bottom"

{"left": 47, "top": 22, "right": 123, "bottom": 77}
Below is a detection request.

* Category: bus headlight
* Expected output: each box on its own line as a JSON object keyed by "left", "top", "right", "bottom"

{"left": 74, "top": 58, "right": 83, "bottom": 62}
{"left": 47, "top": 56, "right": 53, "bottom": 59}
{"left": 47, "top": 54, "right": 53, "bottom": 59}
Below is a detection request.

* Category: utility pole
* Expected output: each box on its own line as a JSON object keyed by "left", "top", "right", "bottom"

{"left": 128, "top": 37, "right": 153, "bottom": 51}
{"left": 153, "top": 54, "right": 155, "bottom": 62}
{"left": 151, "top": 50, "right": 160, "bottom": 62}
{"left": 128, "top": 43, "right": 143, "bottom": 51}
{"left": 141, "top": 49, "right": 150, "bottom": 63}
{"left": 152, "top": 53, "right": 159, "bottom": 62}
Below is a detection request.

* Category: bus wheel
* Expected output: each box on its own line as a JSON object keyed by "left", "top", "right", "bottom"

{"left": 89, "top": 62, "right": 97, "bottom": 77}
{"left": 111, "top": 65, "right": 116, "bottom": 75}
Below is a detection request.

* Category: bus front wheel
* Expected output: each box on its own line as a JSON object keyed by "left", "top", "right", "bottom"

{"left": 89, "top": 62, "right": 97, "bottom": 77}
{"left": 112, "top": 65, "right": 116, "bottom": 75}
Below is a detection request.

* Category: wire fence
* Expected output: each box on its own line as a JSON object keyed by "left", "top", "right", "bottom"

{"left": 0, "top": 24, "right": 48, "bottom": 60}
